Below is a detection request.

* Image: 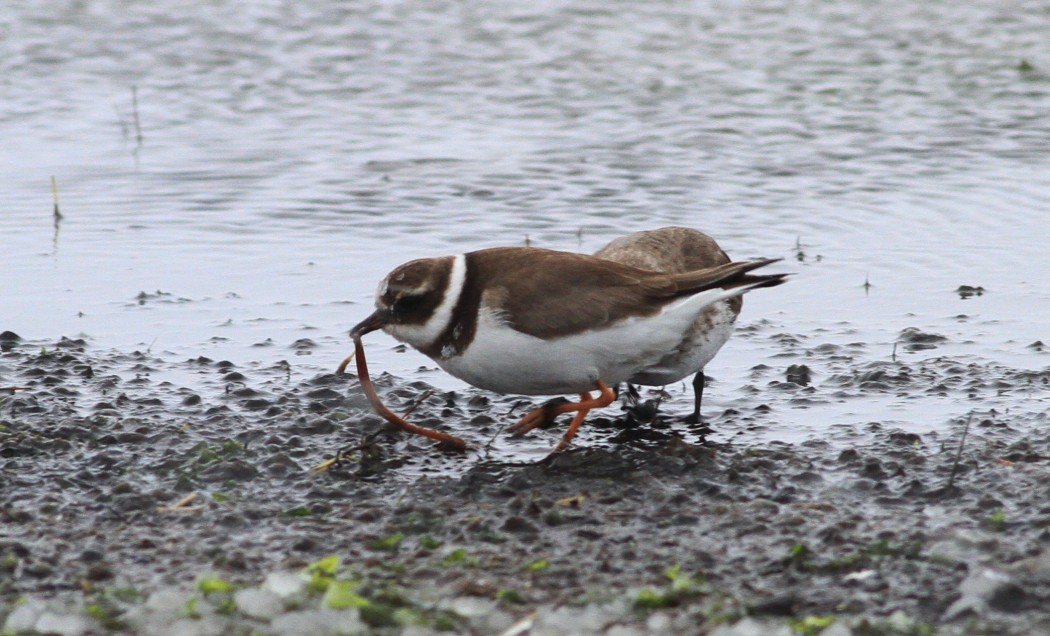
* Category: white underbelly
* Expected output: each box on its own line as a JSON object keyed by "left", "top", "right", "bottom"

{"left": 437, "top": 317, "right": 651, "bottom": 395}
{"left": 627, "top": 301, "right": 737, "bottom": 386}
{"left": 434, "top": 291, "right": 736, "bottom": 396}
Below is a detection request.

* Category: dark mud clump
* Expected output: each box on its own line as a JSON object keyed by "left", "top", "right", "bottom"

{"left": 1, "top": 334, "right": 1049, "bottom": 635}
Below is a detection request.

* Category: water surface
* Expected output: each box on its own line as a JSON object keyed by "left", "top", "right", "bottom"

{"left": 3, "top": 0, "right": 1048, "bottom": 446}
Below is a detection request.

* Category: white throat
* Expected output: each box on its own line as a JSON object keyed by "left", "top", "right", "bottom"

{"left": 384, "top": 254, "right": 467, "bottom": 350}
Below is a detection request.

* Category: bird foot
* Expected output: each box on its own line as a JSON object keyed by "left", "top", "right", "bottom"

{"left": 509, "top": 397, "right": 570, "bottom": 436}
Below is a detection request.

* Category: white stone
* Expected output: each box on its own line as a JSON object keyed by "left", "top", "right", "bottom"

{"left": 133, "top": 596, "right": 227, "bottom": 636}
{"left": 165, "top": 616, "right": 225, "bottom": 636}
{"left": 34, "top": 611, "right": 94, "bottom": 636}
{"left": 3, "top": 599, "right": 46, "bottom": 634}
{"left": 606, "top": 625, "right": 645, "bottom": 636}
{"left": 473, "top": 607, "right": 515, "bottom": 634}
{"left": 445, "top": 596, "right": 496, "bottom": 618}
{"left": 263, "top": 570, "right": 308, "bottom": 599}
{"left": 144, "top": 588, "right": 193, "bottom": 617}
{"left": 645, "top": 611, "right": 672, "bottom": 632}
{"left": 269, "top": 609, "right": 365, "bottom": 636}
{"left": 842, "top": 569, "right": 876, "bottom": 582}
{"left": 234, "top": 587, "right": 282, "bottom": 620}
{"left": 886, "top": 610, "right": 915, "bottom": 631}
{"left": 709, "top": 617, "right": 793, "bottom": 636}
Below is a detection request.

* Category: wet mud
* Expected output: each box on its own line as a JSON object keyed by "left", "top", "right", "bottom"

{"left": 1, "top": 331, "right": 1048, "bottom": 635}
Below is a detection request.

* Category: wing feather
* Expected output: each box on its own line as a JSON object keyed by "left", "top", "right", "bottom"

{"left": 468, "top": 247, "right": 786, "bottom": 340}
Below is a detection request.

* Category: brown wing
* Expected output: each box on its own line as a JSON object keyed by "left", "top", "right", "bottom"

{"left": 595, "top": 227, "right": 744, "bottom": 313}
{"left": 594, "top": 226, "right": 731, "bottom": 273}
{"left": 467, "top": 247, "right": 784, "bottom": 340}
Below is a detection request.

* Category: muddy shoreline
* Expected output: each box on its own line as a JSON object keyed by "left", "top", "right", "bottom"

{"left": 1, "top": 332, "right": 1048, "bottom": 635}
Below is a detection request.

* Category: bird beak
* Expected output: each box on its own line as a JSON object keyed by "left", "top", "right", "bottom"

{"left": 349, "top": 308, "right": 390, "bottom": 339}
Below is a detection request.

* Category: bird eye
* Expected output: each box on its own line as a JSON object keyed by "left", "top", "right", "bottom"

{"left": 394, "top": 294, "right": 425, "bottom": 317}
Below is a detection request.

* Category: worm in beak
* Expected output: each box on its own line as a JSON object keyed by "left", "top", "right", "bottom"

{"left": 349, "top": 308, "right": 391, "bottom": 339}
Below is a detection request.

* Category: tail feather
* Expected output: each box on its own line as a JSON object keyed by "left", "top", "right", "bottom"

{"left": 651, "top": 257, "right": 788, "bottom": 297}
{"left": 726, "top": 271, "right": 790, "bottom": 292}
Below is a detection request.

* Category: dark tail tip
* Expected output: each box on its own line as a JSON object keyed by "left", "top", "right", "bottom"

{"left": 739, "top": 272, "right": 791, "bottom": 291}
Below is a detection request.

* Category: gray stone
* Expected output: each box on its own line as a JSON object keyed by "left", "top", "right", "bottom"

{"left": 532, "top": 602, "right": 627, "bottom": 636}
{"left": 819, "top": 622, "right": 853, "bottom": 636}
{"left": 943, "top": 567, "right": 1022, "bottom": 620}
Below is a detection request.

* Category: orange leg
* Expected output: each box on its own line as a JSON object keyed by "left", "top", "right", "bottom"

{"left": 509, "top": 398, "right": 584, "bottom": 436}
{"left": 509, "top": 380, "right": 615, "bottom": 450}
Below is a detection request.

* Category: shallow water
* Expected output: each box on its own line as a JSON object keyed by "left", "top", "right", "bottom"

{"left": 3, "top": 0, "right": 1048, "bottom": 449}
